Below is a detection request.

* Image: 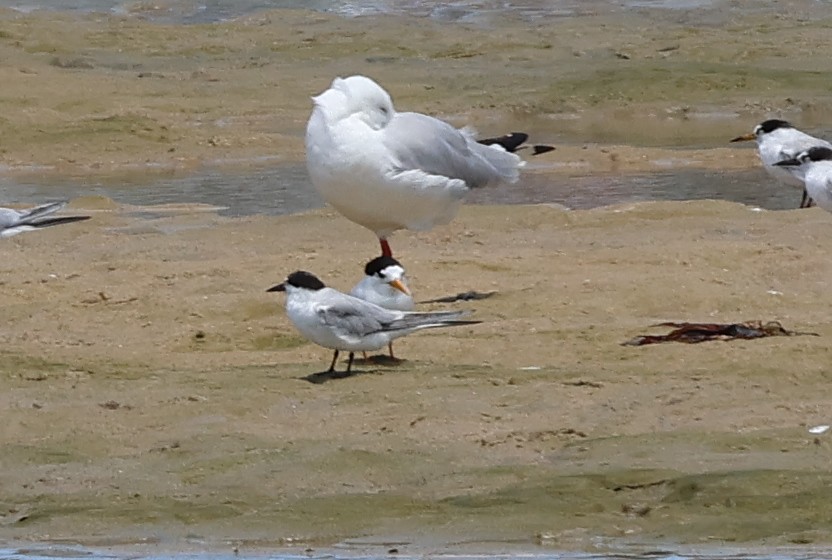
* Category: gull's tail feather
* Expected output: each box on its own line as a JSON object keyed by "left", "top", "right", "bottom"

{"left": 17, "top": 201, "right": 68, "bottom": 223}
{"left": 472, "top": 142, "right": 524, "bottom": 185}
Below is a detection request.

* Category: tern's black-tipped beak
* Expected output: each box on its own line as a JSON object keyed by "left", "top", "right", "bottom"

{"left": 730, "top": 133, "right": 756, "bottom": 143}
{"left": 267, "top": 283, "right": 286, "bottom": 293}
{"left": 775, "top": 158, "right": 800, "bottom": 167}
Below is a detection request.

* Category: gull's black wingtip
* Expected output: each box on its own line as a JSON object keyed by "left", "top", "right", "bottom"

{"left": 478, "top": 132, "right": 530, "bottom": 153}
{"left": 532, "top": 144, "right": 555, "bottom": 156}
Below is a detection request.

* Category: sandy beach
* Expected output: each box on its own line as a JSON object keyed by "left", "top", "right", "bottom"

{"left": 2, "top": 2, "right": 832, "bottom": 553}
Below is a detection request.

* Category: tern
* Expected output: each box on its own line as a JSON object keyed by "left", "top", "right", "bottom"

{"left": 775, "top": 146, "right": 832, "bottom": 213}
{"left": 731, "top": 119, "right": 832, "bottom": 208}
{"left": 267, "top": 270, "right": 479, "bottom": 376}
{"left": 350, "top": 255, "right": 414, "bottom": 360}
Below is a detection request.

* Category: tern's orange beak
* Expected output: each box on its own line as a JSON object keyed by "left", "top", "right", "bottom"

{"left": 389, "top": 279, "right": 411, "bottom": 296}
{"left": 730, "top": 133, "right": 756, "bottom": 143}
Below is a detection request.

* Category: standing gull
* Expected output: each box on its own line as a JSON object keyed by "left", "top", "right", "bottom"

{"left": 731, "top": 119, "right": 832, "bottom": 208}
{"left": 0, "top": 201, "right": 90, "bottom": 238}
{"left": 267, "top": 271, "right": 478, "bottom": 377}
{"left": 350, "top": 255, "right": 414, "bottom": 360}
{"left": 306, "top": 75, "right": 525, "bottom": 257}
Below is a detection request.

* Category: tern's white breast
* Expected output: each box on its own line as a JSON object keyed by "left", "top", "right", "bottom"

{"left": 804, "top": 162, "right": 832, "bottom": 212}
{"left": 351, "top": 276, "right": 414, "bottom": 312}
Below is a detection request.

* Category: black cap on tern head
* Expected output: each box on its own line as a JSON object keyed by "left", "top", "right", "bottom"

{"left": 266, "top": 270, "right": 326, "bottom": 292}
{"left": 803, "top": 146, "right": 832, "bottom": 162}
{"left": 731, "top": 119, "right": 795, "bottom": 143}
{"left": 775, "top": 146, "right": 832, "bottom": 168}
{"left": 757, "top": 119, "right": 793, "bottom": 134}
{"left": 364, "top": 255, "right": 403, "bottom": 276}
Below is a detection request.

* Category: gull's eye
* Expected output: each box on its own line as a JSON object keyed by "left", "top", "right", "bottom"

{"left": 379, "top": 106, "right": 389, "bottom": 115}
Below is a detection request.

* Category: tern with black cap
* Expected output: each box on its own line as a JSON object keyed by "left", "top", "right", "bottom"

{"left": 267, "top": 271, "right": 479, "bottom": 376}
{"left": 776, "top": 146, "right": 832, "bottom": 213}
{"left": 731, "top": 119, "right": 832, "bottom": 208}
{"left": 350, "top": 255, "right": 414, "bottom": 360}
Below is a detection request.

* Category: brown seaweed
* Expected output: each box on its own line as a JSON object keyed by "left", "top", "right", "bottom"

{"left": 623, "top": 321, "right": 819, "bottom": 346}
{"left": 419, "top": 290, "right": 497, "bottom": 304}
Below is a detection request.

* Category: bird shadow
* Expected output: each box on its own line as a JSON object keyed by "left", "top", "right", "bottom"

{"left": 299, "top": 369, "right": 366, "bottom": 384}
{"left": 296, "top": 355, "right": 407, "bottom": 384}
{"left": 418, "top": 290, "right": 497, "bottom": 304}
{"left": 354, "top": 355, "right": 407, "bottom": 367}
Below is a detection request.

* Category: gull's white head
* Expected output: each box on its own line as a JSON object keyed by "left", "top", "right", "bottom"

{"left": 364, "top": 255, "right": 411, "bottom": 296}
{"left": 312, "top": 75, "right": 395, "bottom": 130}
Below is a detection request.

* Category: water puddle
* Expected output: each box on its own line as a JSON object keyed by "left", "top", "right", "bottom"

{"left": 0, "top": 165, "right": 802, "bottom": 219}
{"left": 0, "top": 545, "right": 830, "bottom": 560}
{"left": 3, "top": 0, "right": 822, "bottom": 25}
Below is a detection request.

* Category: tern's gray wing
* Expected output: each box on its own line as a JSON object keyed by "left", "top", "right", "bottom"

{"left": 315, "top": 290, "right": 399, "bottom": 337}
{"left": 0, "top": 201, "right": 69, "bottom": 230}
{"left": 383, "top": 112, "right": 521, "bottom": 188}
{"left": 0, "top": 208, "right": 24, "bottom": 229}
{"left": 316, "top": 289, "right": 477, "bottom": 336}
{"left": 17, "top": 201, "right": 67, "bottom": 223}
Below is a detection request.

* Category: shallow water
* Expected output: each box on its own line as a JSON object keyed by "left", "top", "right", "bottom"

{"left": 0, "top": 545, "right": 829, "bottom": 560}
{"left": 0, "top": 165, "right": 802, "bottom": 218}
{"left": 3, "top": 0, "right": 823, "bottom": 24}
{"left": 1, "top": 546, "right": 832, "bottom": 560}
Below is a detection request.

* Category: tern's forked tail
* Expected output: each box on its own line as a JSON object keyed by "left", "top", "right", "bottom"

{"left": 385, "top": 309, "right": 481, "bottom": 332}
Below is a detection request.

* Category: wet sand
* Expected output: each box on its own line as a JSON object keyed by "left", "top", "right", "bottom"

{"left": 0, "top": 3, "right": 831, "bottom": 176}
{"left": 2, "top": 2, "right": 832, "bottom": 554}
{"left": 4, "top": 199, "right": 832, "bottom": 552}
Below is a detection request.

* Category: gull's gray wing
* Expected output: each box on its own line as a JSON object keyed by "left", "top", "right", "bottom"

{"left": 382, "top": 112, "right": 522, "bottom": 188}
